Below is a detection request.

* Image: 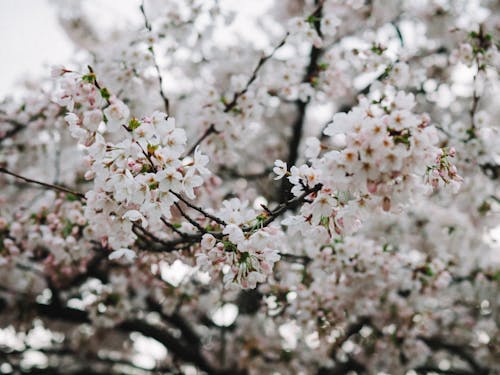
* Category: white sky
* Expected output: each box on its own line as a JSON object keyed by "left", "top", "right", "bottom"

{"left": 0, "top": 0, "right": 275, "bottom": 99}
{"left": 0, "top": 0, "right": 73, "bottom": 98}
{"left": 0, "top": 0, "right": 145, "bottom": 99}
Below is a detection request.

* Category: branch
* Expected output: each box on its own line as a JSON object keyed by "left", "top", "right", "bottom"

{"left": 415, "top": 366, "right": 479, "bottom": 375}
{"left": 327, "top": 317, "right": 370, "bottom": 358}
{"left": 0, "top": 119, "right": 26, "bottom": 144}
{"left": 480, "top": 162, "right": 500, "bottom": 179}
{"left": 174, "top": 201, "right": 207, "bottom": 233}
{"left": 0, "top": 167, "right": 86, "bottom": 199}
{"left": 185, "top": 123, "right": 218, "bottom": 157}
{"left": 251, "top": 183, "right": 322, "bottom": 231}
{"left": 169, "top": 190, "right": 226, "bottom": 225}
{"left": 136, "top": 140, "right": 158, "bottom": 172}
{"left": 0, "top": 108, "right": 51, "bottom": 145}
{"left": 141, "top": 184, "right": 322, "bottom": 253}
{"left": 281, "top": 0, "right": 324, "bottom": 201}
{"left": 148, "top": 299, "right": 203, "bottom": 350}
{"left": 418, "top": 336, "right": 489, "bottom": 375}
{"left": 4, "top": 299, "right": 222, "bottom": 375}
{"left": 140, "top": 1, "right": 170, "bottom": 114}
{"left": 224, "top": 35, "right": 289, "bottom": 113}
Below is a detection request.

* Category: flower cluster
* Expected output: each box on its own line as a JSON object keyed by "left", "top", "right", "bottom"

{"left": 196, "top": 199, "right": 281, "bottom": 289}
{"left": 55, "top": 69, "right": 130, "bottom": 145}
{"left": 1, "top": 1, "right": 499, "bottom": 374}
{"left": 0, "top": 193, "right": 93, "bottom": 289}
{"left": 425, "top": 147, "right": 463, "bottom": 192}
{"left": 83, "top": 112, "right": 210, "bottom": 253}
{"left": 276, "top": 90, "right": 461, "bottom": 236}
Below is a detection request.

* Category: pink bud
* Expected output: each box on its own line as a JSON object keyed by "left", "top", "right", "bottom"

{"left": 382, "top": 197, "right": 391, "bottom": 212}
{"left": 367, "top": 180, "right": 378, "bottom": 194}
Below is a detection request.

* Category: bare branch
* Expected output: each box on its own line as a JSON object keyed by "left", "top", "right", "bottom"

{"left": 0, "top": 167, "right": 86, "bottom": 199}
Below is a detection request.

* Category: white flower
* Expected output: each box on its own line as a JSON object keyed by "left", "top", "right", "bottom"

{"left": 83, "top": 109, "right": 103, "bottom": 132}
{"left": 324, "top": 112, "right": 355, "bottom": 136}
{"left": 182, "top": 169, "right": 203, "bottom": 199}
{"left": 193, "top": 146, "right": 210, "bottom": 176}
{"left": 321, "top": 15, "right": 341, "bottom": 37}
{"left": 165, "top": 128, "right": 187, "bottom": 154}
{"left": 51, "top": 65, "right": 68, "bottom": 77}
{"left": 157, "top": 167, "right": 183, "bottom": 193}
{"left": 288, "top": 17, "right": 308, "bottom": 34}
{"left": 305, "top": 137, "right": 321, "bottom": 159}
{"left": 109, "top": 248, "right": 137, "bottom": 262}
{"left": 390, "top": 62, "right": 410, "bottom": 87}
{"left": 394, "top": 91, "right": 415, "bottom": 110}
{"left": 273, "top": 160, "right": 287, "bottom": 180}
{"left": 122, "top": 210, "right": 148, "bottom": 228}
{"left": 104, "top": 99, "right": 130, "bottom": 132}
{"left": 309, "top": 193, "right": 336, "bottom": 225}
{"left": 65, "top": 112, "right": 79, "bottom": 127}
{"left": 151, "top": 111, "right": 173, "bottom": 130}
{"left": 201, "top": 233, "right": 217, "bottom": 250}
{"left": 218, "top": 198, "right": 254, "bottom": 225}
{"left": 223, "top": 224, "right": 245, "bottom": 244}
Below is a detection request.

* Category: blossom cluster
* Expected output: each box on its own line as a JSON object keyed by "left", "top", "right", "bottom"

{"left": 276, "top": 90, "right": 462, "bottom": 236}
{"left": 84, "top": 112, "right": 210, "bottom": 254}
{"left": 196, "top": 198, "right": 282, "bottom": 289}
{"left": 0, "top": 0, "right": 499, "bottom": 374}
{"left": 54, "top": 70, "right": 211, "bottom": 256}
{"left": 54, "top": 69, "right": 130, "bottom": 146}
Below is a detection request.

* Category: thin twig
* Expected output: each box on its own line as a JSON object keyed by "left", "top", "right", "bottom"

{"left": 174, "top": 201, "right": 206, "bottom": 233}
{"left": 161, "top": 216, "right": 187, "bottom": 237}
{"left": 140, "top": 1, "right": 170, "bottom": 114}
{"left": 136, "top": 141, "right": 158, "bottom": 172}
{"left": 169, "top": 190, "right": 226, "bottom": 225}
{"left": 224, "top": 34, "right": 289, "bottom": 113}
{"left": 185, "top": 123, "right": 218, "bottom": 157}
{"left": 0, "top": 167, "right": 85, "bottom": 199}
{"left": 281, "top": 0, "right": 324, "bottom": 201}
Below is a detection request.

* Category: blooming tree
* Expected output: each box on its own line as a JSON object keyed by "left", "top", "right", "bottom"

{"left": 0, "top": 0, "right": 499, "bottom": 374}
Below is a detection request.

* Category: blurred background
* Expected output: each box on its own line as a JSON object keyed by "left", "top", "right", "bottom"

{"left": 0, "top": 0, "right": 145, "bottom": 97}
{"left": 0, "top": 0, "right": 273, "bottom": 98}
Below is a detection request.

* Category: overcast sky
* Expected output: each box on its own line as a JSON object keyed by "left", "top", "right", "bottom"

{"left": 0, "top": 0, "right": 147, "bottom": 98}
{"left": 0, "top": 0, "right": 73, "bottom": 98}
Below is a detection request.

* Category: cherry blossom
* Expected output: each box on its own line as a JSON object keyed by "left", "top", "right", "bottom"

{"left": 0, "top": 0, "right": 498, "bottom": 374}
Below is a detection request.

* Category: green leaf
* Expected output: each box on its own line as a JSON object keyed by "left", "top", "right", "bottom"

{"left": 82, "top": 73, "right": 96, "bottom": 84}
{"left": 422, "top": 264, "right": 434, "bottom": 277}
{"left": 100, "top": 87, "right": 111, "bottom": 101}
{"left": 128, "top": 118, "right": 142, "bottom": 130}
{"left": 65, "top": 193, "right": 80, "bottom": 202}
{"left": 223, "top": 240, "right": 237, "bottom": 252}
{"left": 478, "top": 201, "right": 491, "bottom": 215}
{"left": 306, "top": 15, "right": 321, "bottom": 24}
{"left": 370, "top": 44, "right": 385, "bottom": 55}
{"left": 318, "top": 62, "right": 329, "bottom": 70}
{"left": 62, "top": 220, "right": 73, "bottom": 238}
{"left": 493, "top": 271, "right": 500, "bottom": 282}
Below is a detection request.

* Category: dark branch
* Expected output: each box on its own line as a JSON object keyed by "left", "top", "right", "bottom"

{"left": 224, "top": 35, "right": 289, "bottom": 113}
{"left": 418, "top": 336, "right": 489, "bottom": 375}
{"left": 281, "top": 0, "right": 324, "bottom": 201}
{"left": 140, "top": 1, "right": 170, "bottom": 114}
{"left": 185, "top": 123, "right": 218, "bottom": 157}
{"left": 0, "top": 167, "right": 86, "bottom": 199}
